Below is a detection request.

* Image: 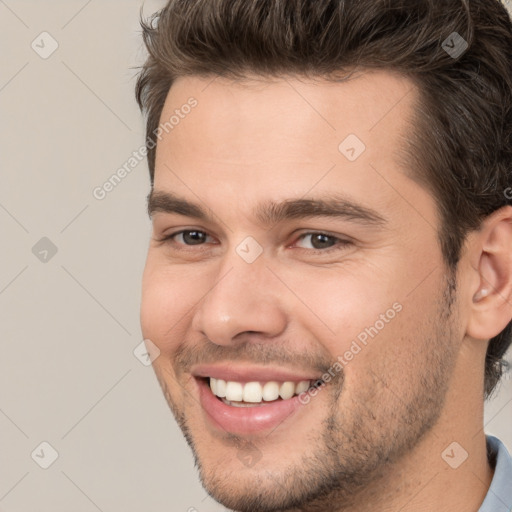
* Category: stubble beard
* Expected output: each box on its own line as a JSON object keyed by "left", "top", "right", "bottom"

{"left": 154, "top": 276, "right": 460, "bottom": 512}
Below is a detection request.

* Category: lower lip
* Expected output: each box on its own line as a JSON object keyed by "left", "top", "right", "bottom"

{"left": 196, "top": 378, "right": 304, "bottom": 435}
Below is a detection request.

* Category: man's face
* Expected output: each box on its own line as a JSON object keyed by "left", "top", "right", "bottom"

{"left": 140, "top": 71, "right": 465, "bottom": 511}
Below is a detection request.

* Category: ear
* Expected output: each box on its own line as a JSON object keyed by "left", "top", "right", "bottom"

{"left": 466, "top": 205, "right": 512, "bottom": 340}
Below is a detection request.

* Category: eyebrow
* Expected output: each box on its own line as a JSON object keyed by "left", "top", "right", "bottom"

{"left": 147, "top": 190, "right": 387, "bottom": 228}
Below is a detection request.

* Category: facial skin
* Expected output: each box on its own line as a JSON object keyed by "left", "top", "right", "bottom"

{"left": 140, "top": 71, "right": 511, "bottom": 511}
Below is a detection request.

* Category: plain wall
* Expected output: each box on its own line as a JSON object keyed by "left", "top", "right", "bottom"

{"left": 0, "top": 1, "right": 511, "bottom": 511}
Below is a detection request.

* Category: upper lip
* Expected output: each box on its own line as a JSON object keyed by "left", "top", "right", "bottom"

{"left": 192, "top": 364, "right": 322, "bottom": 383}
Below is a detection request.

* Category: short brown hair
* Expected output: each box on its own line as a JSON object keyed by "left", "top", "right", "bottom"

{"left": 135, "top": 0, "right": 512, "bottom": 397}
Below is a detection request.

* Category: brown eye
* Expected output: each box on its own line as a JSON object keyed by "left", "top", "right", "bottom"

{"left": 159, "top": 230, "right": 213, "bottom": 246}
{"left": 179, "top": 230, "right": 208, "bottom": 245}
{"left": 296, "top": 233, "right": 338, "bottom": 250}
{"left": 291, "top": 232, "right": 353, "bottom": 255}
{"left": 309, "top": 233, "right": 336, "bottom": 249}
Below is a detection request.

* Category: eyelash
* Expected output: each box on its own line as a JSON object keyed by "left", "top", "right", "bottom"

{"left": 157, "top": 230, "right": 352, "bottom": 254}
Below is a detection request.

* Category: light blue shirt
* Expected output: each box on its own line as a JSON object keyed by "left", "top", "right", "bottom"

{"left": 479, "top": 435, "right": 512, "bottom": 511}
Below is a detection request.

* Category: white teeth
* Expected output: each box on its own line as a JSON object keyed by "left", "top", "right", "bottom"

{"left": 221, "top": 398, "right": 265, "bottom": 407}
{"left": 225, "top": 381, "right": 243, "bottom": 401}
{"left": 208, "top": 378, "right": 312, "bottom": 404}
{"left": 295, "top": 380, "right": 310, "bottom": 394}
{"left": 279, "top": 381, "right": 295, "bottom": 400}
{"left": 243, "top": 382, "right": 263, "bottom": 403}
{"left": 210, "top": 378, "right": 227, "bottom": 397}
{"left": 216, "top": 378, "right": 226, "bottom": 398}
{"left": 209, "top": 377, "right": 217, "bottom": 395}
{"left": 262, "top": 381, "right": 280, "bottom": 401}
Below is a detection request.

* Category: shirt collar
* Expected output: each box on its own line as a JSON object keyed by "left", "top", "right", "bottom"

{"left": 478, "top": 435, "right": 512, "bottom": 512}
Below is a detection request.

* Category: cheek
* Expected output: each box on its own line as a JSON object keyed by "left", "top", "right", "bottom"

{"left": 279, "top": 255, "right": 445, "bottom": 376}
{"left": 342, "top": 272, "right": 447, "bottom": 388}
{"left": 277, "top": 262, "right": 404, "bottom": 352}
{"left": 140, "top": 259, "right": 198, "bottom": 354}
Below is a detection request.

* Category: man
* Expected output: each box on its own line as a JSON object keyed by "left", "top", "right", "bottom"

{"left": 136, "top": 0, "right": 512, "bottom": 510}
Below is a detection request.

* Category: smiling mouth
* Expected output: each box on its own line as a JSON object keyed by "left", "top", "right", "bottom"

{"left": 193, "top": 372, "right": 326, "bottom": 434}
{"left": 206, "top": 377, "right": 322, "bottom": 407}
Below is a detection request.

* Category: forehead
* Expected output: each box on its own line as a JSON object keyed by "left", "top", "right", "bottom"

{"left": 157, "top": 70, "right": 415, "bottom": 158}
{"left": 152, "top": 70, "right": 435, "bottom": 229}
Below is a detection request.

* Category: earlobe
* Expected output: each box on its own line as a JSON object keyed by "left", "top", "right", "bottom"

{"left": 466, "top": 206, "right": 512, "bottom": 340}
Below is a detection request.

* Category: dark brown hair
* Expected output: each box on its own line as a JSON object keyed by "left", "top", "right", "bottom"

{"left": 135, "top": 0, "right": 512, "bottom": 397}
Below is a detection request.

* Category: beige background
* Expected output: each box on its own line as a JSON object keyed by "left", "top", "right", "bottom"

{"left": 0, "top": 1, "right": 511, "bottom": 511}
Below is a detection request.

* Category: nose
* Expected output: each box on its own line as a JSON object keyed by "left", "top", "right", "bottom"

{"left": 191, "top": 256, "right": 288, "bottom": 347}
